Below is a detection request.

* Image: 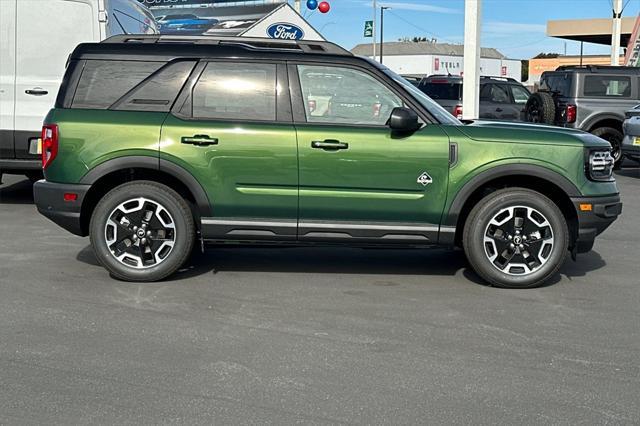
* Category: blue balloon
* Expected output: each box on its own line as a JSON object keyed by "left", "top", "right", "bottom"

{"left": 306, "top": 0, "right": 318, "bottom": 10}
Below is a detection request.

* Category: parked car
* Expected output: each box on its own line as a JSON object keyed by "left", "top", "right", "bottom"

{"left": 157, "top": 14, "right": 218, "bottom": 35}
{"left": 622, "top": 104, "right": 640, "bottom": 163}
{"left": 525, "top": 65, "right": 640, "bottom": 166}
{"left": 417, "top": 75, "right": 531, "bottom": 121}
{"left": 33, "top": 35, "right": 621, "bottom": 288}
{"left": 0, "top": 0, "right": 157, "bottom": 183}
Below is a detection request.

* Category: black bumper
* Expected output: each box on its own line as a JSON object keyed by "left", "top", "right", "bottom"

{"left": 621, "top": 143, "right": 640, "bottom": 160}
{"left": 33, "top": 180, "right": 91, "bottom": 236}
{"left": 571, "top": 194, "right": 622, "bottom": 253}
{"left": 0, "top": 159, "right": 42, "bottom": 173}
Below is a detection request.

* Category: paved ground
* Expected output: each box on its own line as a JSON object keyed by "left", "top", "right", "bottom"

{"left": 0, "top": 167, "right": 639, "bottom": 425}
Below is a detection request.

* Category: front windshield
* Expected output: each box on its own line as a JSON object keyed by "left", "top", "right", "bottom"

{"left": 380, "top": 66, "right": 462, "bottom": 125}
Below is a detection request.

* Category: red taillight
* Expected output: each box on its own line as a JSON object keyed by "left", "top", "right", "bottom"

{"left": 453, "top": 105, "right": 463, "bottom": 119}
{"left": 308, "top": 99, "right": 317, "bottom": 113}
{"left": 373, "top": 102, "right": 382, "bottom": 117}
{"left": 41, "top": 124, "right": 58, "bottom": 170}
{"left": 566, "top": 104, "right": 577, "bottom": 123}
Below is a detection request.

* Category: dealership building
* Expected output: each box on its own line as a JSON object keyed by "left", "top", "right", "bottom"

{"left": 351, "top": 41, "right": 522, "bottom": 81}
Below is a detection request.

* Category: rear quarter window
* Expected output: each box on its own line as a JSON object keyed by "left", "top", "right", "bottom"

{"left": 540, "top": 73, "right": 572, "bottom": 97}
{"left": 583, "top": 75, "right": 632, "bottom": 98}
{"left": 72, "top": 60, "right": 164, "bottom": 109}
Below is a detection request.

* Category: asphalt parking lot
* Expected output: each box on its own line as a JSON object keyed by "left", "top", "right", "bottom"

{"left": 1, "top": 168, "right": 639, "bottom": 424}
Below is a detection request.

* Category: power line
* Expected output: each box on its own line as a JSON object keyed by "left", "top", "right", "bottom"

{"left": 385, "top": 9, "right": 460, "bottom": 44}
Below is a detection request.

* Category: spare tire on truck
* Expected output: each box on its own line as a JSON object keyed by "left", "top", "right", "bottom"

{"left": 525, "top": 92, "right": 556, "bottom": 124}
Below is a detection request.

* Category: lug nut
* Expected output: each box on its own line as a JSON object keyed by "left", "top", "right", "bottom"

{"left": 509, "top": 243, "right": 515, "bottom": 249}
{"left": 147, "top": 231, "right": 152, "bottom": 237}
{"left": 508, "top": 235, "right": 513, "bottom": 240}
{"left": 133, "top": 226, "right": 138, "bottom": 231}
{"left": 141, "top": 238, "right": 147, "bottom": 245}
{"left": 519, "top": 244, "right": 524, "bottom": 249}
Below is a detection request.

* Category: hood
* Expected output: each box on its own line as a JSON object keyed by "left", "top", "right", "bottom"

{"left": 457, "top": 120, "right": 611, "bottom": 149}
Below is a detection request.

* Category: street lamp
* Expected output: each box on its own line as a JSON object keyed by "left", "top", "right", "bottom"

{"left": 380, "top": 6, "right": 390, "bottom": 64}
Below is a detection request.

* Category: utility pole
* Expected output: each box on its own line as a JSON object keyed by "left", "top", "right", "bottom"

{"left": 462, "top": 0, "right": 482, "bottom": 120}
{"left": 380, "top": 6, "right": 390, "bottom": 64}
{"left": 611, "top": 0, "right": 623, "bottom": 65}
{"left": 372, "top": 0, "right": 377, "bottom": 61}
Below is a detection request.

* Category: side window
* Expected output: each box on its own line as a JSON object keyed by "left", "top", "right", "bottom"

{"left": 297, "top": 65, "right": 403, "bottom": 125}
{"left": 490, "top": 84, "right": 511, "bottom": 103}
{"left": 191, "top": 62, "right": 276, "bottom": 121}
{"left": 584, "top": 76, "right": 631, "bottom": 97}
{"left": 511, "top": 85, "right": 531, "bottom": 104}
{"left": 72, "top": 60, "right": 164, "bottom": 109}
{"left": 114, "top": 61, "right": 196, "bottom": 112}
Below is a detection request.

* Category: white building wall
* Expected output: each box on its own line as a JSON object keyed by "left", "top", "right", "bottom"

{"left": 365, "top": 53, "right": 522, "bottom": 81}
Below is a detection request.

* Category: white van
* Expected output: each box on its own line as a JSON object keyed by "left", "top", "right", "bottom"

{"left": 0, "top": 0, "right": 158, "bottom": 181}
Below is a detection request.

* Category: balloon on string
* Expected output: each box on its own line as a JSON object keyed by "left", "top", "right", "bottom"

{"left": 318, "top": 1, "right": 330, "bottom": 13}
{"left": 306, "top": 0, "right": 318, "bottom": 10}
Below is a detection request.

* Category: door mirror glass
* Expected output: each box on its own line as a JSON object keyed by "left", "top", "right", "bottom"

{"left": 387, "top": 107, "right": 420, "bottom": 133}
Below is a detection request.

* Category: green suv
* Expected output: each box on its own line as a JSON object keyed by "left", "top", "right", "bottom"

{"left": 34, "top": 36, "right": 622, "bottom": 288}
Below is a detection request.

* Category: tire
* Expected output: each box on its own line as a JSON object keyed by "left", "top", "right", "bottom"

{"left": 89, "top": 181, "right": 195, "bottom": 282}
{"left": 525, "top": 92, "right": 556, "bottom": 125}
{"left": 591, "top": 126, "right": 624, "bottom": 168}
{"left": 463, "top": 188, "right": 569, "bottom": 289}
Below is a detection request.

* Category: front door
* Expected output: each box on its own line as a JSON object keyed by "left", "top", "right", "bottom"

{"left": 291, "top": 63, "right": 450, "bottom": 244}
{"left": 160, "top": 61, "right": 298, "bottom": 241}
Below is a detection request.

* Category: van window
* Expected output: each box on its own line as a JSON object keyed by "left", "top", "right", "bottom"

{"left": 420, "top": 82, "right": 461, "bottom": 100}
{"left": 113, "top": 61, "right": 196, "bottom": 112}
{"left": 72, "top": 61, "right": 164, "bottom": 109}
{"left": 190, "top": 62, "right": 277, "bottom": 121}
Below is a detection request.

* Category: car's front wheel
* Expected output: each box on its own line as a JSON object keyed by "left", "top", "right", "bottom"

{"left": 89, "top": 181, "right": 195, "bottom": 282}
{"left": 463, "top": 188, "right": 569, "bottom": 288}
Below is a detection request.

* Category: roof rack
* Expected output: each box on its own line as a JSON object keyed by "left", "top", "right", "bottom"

{"left": 480, "top": 76, "right": 518, "bottom": 82}
{"left": 555, "top": 65, "right": 640, "bottom": 72}
{"left": 102, "top": 35, "right": 352, "bottom": 56}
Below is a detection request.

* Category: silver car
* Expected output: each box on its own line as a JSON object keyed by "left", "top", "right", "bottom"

{"left": 622, "top": 105, "right": 640, "bottom": 164}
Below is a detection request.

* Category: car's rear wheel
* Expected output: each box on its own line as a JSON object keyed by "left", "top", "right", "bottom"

{"left": 591, "top": 126, "right": 624, "bottom": 168}
{"left": 89, "top": 181, "right": 195, "bottom": 282}
{"left": 463, "top": 188, "right": 568, "bottom": 288}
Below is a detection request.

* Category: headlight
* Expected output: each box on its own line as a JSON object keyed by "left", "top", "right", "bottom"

{"left": 586, "top": 150, "right": 614, "bottom": 181}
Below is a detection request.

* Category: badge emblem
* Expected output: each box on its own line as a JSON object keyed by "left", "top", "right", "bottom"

{"left": 417, "top": 172, "right": 432, "bottom": 186}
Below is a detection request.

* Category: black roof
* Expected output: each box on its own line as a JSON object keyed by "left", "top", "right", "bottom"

{"left": 69, "top": 35, "right": 353, "bottom": 63}
{"left": 550, "top": 65, "right": 640, "bottom": 74}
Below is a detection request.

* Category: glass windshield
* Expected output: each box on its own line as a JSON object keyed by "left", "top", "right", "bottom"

{"left": 380, "top": 67, "right": 461, "bottom": 125}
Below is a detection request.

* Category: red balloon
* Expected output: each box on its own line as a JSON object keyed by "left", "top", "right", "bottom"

{"left": 318, "top": 1, "right": 330, "bottom": 13}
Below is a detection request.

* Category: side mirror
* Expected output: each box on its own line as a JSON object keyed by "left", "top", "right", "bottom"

{"left": 387, "top": 107, "right": 421, "bottom": 133}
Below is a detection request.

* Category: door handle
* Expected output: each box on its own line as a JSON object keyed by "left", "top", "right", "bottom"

{"left": 495, "top": 107, "right": 503, "bottom": 112}
{"left": 25, "top": 88, "right": 48, "bottom": 96}
{"left": 311, "top": 139, "right": 349, "bottom": 150}
{"left": 181, "top": 134, "right": 218, "bottom": 146}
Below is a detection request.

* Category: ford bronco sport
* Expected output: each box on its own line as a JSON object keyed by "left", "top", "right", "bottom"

{"left": 33, "top": 36, "right": 622, "bottom": 288}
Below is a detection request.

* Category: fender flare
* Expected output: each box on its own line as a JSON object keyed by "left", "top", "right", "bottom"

{"left": 79, "top": 155, "right": 212, "bottom": 216}
{"left": 582, "top": 113, "right": 624, "bottom": 132}
{"left": 443, "top": 164, "right": 581, "bottom": 227}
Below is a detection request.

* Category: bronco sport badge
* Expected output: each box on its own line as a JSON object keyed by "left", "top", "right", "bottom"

{"left": 417, "top": 172, "right": 433, "bottom": 186}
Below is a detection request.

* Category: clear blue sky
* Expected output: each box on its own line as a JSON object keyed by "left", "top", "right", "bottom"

{"left": 298, "top": 0, "right": 640, "bottom": 59}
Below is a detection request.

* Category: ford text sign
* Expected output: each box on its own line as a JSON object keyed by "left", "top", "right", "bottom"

{"left": 267, "top": 23, "right": 304, "bottom": 40}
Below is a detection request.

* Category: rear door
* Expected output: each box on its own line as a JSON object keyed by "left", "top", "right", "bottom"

{"left": 160, "top": 61, "right": 299, "bottom": 241}
{"left": 14, "top": 0, "right": 98, "bottom": 159}
{"left": 479, "top": 83, "right": 519, "bottom": 120}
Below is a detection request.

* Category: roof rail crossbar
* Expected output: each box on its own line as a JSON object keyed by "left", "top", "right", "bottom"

{"left": 102, "top": 35, "right": 351, "bottom": 56}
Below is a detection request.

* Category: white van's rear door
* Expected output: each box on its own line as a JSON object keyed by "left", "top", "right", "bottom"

{"left": 14, "top": 0, "right": 98, "bottom": 159}
{"left": 0, "top": 0, "right": 17, "bottom": 159}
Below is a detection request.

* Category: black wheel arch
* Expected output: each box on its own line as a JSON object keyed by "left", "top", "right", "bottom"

{"left": 78, "top": 156, "right": 211, "bottom": 235}
{"left": 583, "top": 114, "right": 624, "bottom": 133}
{"left": 442, "top": 164, "right": 580, "bottom": 247}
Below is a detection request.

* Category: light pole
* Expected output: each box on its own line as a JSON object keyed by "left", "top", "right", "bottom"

{"left": 372, "top": 0, "right": 377, "bottom": 61}
{"left": 611, "top": 0, "right": 623, "bottom": 65}
{"left": 380, "top": 6, "right": 390, "bottom": 64}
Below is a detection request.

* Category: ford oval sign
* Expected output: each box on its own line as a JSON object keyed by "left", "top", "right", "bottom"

{"left": 267, "top": 23, "right": 305, "bottom": 40}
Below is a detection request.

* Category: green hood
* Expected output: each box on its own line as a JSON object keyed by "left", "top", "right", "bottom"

{"left": 456, "top": 120, "right": 611, "bottom": 149}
